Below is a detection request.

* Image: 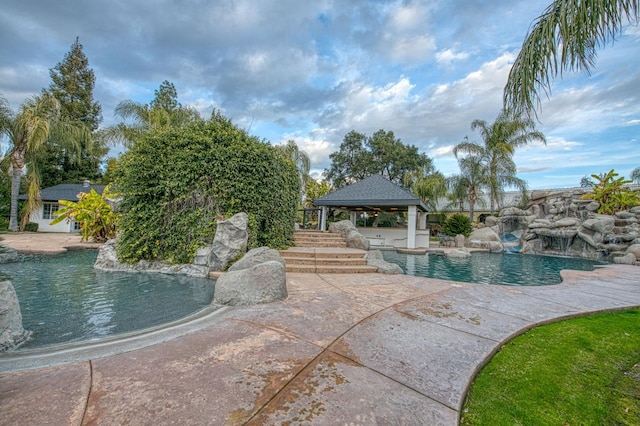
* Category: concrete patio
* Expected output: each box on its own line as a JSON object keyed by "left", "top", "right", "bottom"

{"left": 1, "top": 233, "right": 639, "bottom": 425}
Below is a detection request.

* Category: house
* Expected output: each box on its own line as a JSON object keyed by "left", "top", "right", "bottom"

{"left": 19, "top": 181, "right": 106, "bottom": 233}
{"left": 313, "top": 174, "right": 430, "bottom": 249}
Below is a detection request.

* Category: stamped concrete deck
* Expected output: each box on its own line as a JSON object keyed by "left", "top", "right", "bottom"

{"left": 1, "top": 233, "right": 639, "bottom": 425}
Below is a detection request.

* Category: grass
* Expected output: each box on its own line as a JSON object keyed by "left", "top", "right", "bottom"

{"left": 461, "top": 309, "right": 640, "bottom": 425}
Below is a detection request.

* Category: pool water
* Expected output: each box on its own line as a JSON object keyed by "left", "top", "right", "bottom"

{"left": 2, "top": 250, "right": 215, "bottom": 349}
{"left": 382, "top": 251, "right": 603, "bottom": 286}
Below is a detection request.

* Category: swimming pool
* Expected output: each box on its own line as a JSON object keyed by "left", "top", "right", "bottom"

{"left": 382, "top": 251, "right": 603, "bottom": 286}
{"left": 2, "top": 250, "right": 216, "bottom": 349}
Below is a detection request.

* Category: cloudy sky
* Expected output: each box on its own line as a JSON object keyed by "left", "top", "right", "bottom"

{"left": 1, "top": 0, "right": 639, "bottom": 189}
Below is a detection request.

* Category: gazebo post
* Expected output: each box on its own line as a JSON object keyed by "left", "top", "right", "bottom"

{"left": 320, "top": 206, "right": 327, "bottom": 231}
{"left": 349, "top": 211, "right": 357, "bottom": 225}
{"left": 407, "top": 205, "right": 417, "bottom": 249}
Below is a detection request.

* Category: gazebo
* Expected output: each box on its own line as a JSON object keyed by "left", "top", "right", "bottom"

{"left": 313, "top": 174, "right": 430, "bottom": 249}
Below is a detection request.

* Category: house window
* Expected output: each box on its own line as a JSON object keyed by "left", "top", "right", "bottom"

{"left": 43, "top": 203, "right": 59, "bottom": 220}
{"left": 73, "top": 221, "right": 82, "bottom": 231}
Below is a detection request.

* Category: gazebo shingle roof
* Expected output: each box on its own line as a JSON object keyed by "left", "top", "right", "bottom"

{"left": 314, "top": 174, "right": 428, "bottom": 211}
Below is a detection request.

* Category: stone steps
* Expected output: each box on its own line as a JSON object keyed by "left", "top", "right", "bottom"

{"left": 293, "top": 231, "right": 347, "bottom": 248}
{"left": 282, "top": 232, "right": 377, "bottom": 273}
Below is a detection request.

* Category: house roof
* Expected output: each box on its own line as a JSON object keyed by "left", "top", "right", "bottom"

{"left": 19, "top": 183, "right": 106, "bottom": 202}
{"left": 314, "top": 174, "right": 429, "bottom": 211}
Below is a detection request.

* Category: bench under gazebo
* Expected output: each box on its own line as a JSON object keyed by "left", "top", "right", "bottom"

{"left": 313, "top": 174, "right": 430, "bottom": 249}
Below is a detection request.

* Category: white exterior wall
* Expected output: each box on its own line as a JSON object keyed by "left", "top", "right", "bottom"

{"left": 29, "top": 203, "right": 74, "bottom": 233}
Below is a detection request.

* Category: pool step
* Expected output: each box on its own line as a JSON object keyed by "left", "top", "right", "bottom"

{"left": 280, "top": 247, "right": 377, "bottom": 274}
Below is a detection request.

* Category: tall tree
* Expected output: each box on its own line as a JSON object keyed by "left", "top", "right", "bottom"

{"left": 504, "top": 0, "right": 640, "bottom": 117}
{"left": 103, "top": 80, "right": 201, "bottom": 147}
{"left": 403, "top": 164, "right": 448, "bottom": 213}
{"left": 454, "top": 110, "right": 544, "bottom": 214}
{"left": 631, "top": 166, "right": 640, "bottom": 182}
{"left": 150, "top": 80, "right": 179, "bottom": 112}
{"left": 0, "top": 97, "right": 12, "bottom": 227}
{"left": 275, "top": 140, "right": 311, "bottom": 206}
{"left": 41, "top": 37, "right": 105, "bottom": 186}
{"left": 326, "top": 129, "right": 432, "bottom": 188}
{"left": 450, "top": 155, "right": 488, "bottom": 221}
{"left": 1, "top": 94, "right": 87, "bottom": 230}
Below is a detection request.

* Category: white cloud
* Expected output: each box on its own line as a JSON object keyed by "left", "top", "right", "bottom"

{"left": 429, "top": 145, "right": 454, "bottom": 158}
{"left": 435, "top": 48, "right": 469, "bottom": 66}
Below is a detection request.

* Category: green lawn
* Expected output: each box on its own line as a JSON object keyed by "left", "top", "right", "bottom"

{"left": 461, "top": 309, "right": 640, "bottom": 425}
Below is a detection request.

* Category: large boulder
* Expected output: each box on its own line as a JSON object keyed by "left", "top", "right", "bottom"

{"left": 0, "top": 280, "right": 31, "bottom": 352}
{"left": 447, "top": 248, "right": 471, "bottom": 259}
{"left": 614, "top": 253, "right": 637, "bottom": 265}
{"left": 0, "top": 245, "right": 18, "bottom": 264}
{"left": 208, "top": 212, "right": 249, "bottom": 272}
{"left": 488, "top": 241, "right": 505, "bottom": 253}
{"left": 228, "top": 247, "right": 285, "bottom": 271}
{"left": 468, "top": 227, "right": 501, "bottom": 243}
{"left": 626, "top": 244, "right": 640, "bottom": 260}
{"left": 364, "top": 250, "right": 403, "bottom": 274}
{"left": 214, "top": 260, "right": 287, "bottom": 306}
{"left": 581, "top": 215, "right": 615, "bottom": 234}
{"left": 467, "top": 228, "right": 503, "bottom": 252}
{"left": 484, "top": 216, "right": 498, "bottom": 227}
{"left": 328, "top": 220, "right": 370, "bottom": 250}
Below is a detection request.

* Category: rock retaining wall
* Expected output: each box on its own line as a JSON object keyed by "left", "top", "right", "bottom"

{"left": 496, "top": 189, "right": 639, "bottom": 263}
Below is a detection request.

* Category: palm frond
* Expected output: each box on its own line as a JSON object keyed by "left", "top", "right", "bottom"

{"left": 505, "top": 0, "right": 640, "bottom": 117}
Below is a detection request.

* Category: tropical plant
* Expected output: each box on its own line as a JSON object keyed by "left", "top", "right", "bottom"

{"left": 326, "top": 129, "right": 433, "bottom": 188}
{"left": 580, "top": 169, "right": 640, "bottom": 214}
{"left": 442, "top": 213, "right": 473, "bottom": 237}
{"left": 454, "top": 110, "right": 543, "bottom": 214}
{"left": 1, "top": 93, "right": 88, "bottom": 231}
{"left": 504, "top": 0, "right": 640, "bottom": 117}
{"left": 50, "top": 187, "right": 117, "bottom": 242}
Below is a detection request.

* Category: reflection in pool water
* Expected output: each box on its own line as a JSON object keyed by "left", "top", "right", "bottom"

{"left": 3, "top": 250, "right": 216, "bottom": 349}
{"left": 382, "top": 250, "right": 603, "bottom": 286}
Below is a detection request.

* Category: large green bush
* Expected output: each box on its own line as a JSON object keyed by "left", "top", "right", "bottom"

{"left": 114, "top": 117, "right": 300, "bottom": 264}
{"left": 442, "top": 213, "right": 473, "bottom": 237}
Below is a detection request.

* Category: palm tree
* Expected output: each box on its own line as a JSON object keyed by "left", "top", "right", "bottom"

{"left": 450, "top": 155, "right": 488, "bottom": 222}
{"left": 403, "top": 165, "right": 448, "bottom": 213}
{"left": 1, "top": 94, "right": 87, "bottom": 230}
{"left": 454, "top": 110, "right": 544, "bottom": 214}
{"left": 504, "top": 0, "right": 640, "bottom": 117}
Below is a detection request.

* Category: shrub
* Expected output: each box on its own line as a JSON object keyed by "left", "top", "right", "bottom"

{"left": 114, "top": 117, "right": 299, "bottom": 264}
{"left": 442, "top": 213, "right": 472, "bottom": 237}
{"left": 23, "top": 222, "right": 38, "bottom": 232}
